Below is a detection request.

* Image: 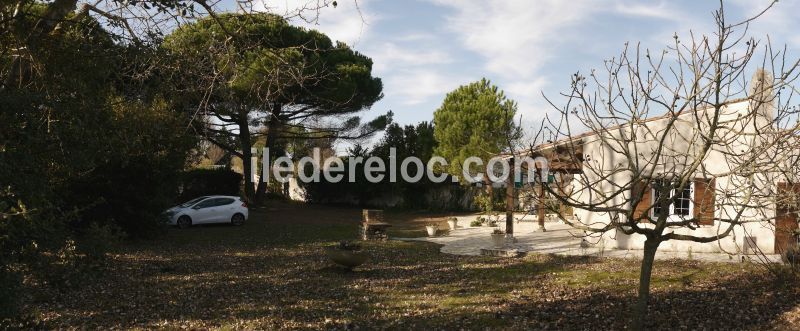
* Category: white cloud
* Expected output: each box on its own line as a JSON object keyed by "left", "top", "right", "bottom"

{"left": 396, "top": 32, "right": 436, "bottom": 42}
{"left": 506, "top": 78, "right": 549, "bottom": 98}
{"left": 385, "top": 70, "right": 468, "bottom": 106}
{"left": 424, "top": 0, "right": 598, "bottom": 126}
{"left": 728, "top": 0, "right": 800, "bottom": 46}
{"left": 429, "top": 0, "right": 599, "bottom": 78}
{"left": 255, "top": 0, "right": 377, "bottom": 46}
{"left": 429, "top": 0, "right": 691, "bottom": 79}
{"left": 506, "top": 78, "right": 550, "bottom": 114}
{"left": 424, "top": 0, "right": 702, "bottom": 129}
{"left": 369, "top": 42, "right": 452, "bottom": 72}
{"left": 613, "top": 1, "right": 684, "bottom": 21}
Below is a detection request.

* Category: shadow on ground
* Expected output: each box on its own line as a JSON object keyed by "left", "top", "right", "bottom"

{"left": 22, "top": 201, "right": 800, "bottom": 330}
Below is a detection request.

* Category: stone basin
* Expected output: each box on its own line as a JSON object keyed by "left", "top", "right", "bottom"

{"left": 325, "top": 247, "right": 369, "bottom": 269}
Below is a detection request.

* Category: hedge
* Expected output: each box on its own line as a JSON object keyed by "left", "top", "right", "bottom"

{"left": 178, "top": 168, "right": 242, "bottom": 202}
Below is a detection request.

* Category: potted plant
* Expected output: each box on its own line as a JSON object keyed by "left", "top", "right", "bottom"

{"left": 490, "top": 229, "right": 506, "bottom": 248}
{"left": 425, "top": 223, "right": 438, "bottom": 237}
{"left": 325, "top": 241, "right": 368, "bottom": 270}
{"left": 447, "top": 217, "right": 458, "bottom": 230}
{"left": 487, "top": 212, "right": 499, "bottom": 227}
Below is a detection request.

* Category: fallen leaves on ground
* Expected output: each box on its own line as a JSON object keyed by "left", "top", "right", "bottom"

{"left": 14, "top": 202, "right": 800, "bottom": 330}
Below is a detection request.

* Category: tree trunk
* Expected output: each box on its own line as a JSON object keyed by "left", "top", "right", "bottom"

{"left": 481, "top": 173, "right": 494, "bottom": 215}
{"left": 254, "top": 180, "right": 267, "bottom": 203}
{"left": 632, "top": 238, "right": 661, "bottom": 330}
{"left": 239, "top": 114, "right": 255, "bottom": 203}
{"left": 537, "top": 182, "right": 546, "bottom": 231}
{"left": 505, "top": 158, "right": 514, "bottom": 236}
{"left": 255, "top": 102, "right": 282, "bottom": 202}
{"left": 486, "top": 179, "right": 494, "bottom": 201}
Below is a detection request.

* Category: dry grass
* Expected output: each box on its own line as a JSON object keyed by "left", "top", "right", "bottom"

{"left": 15, "top": 201, "right": 800, "bottom": 330}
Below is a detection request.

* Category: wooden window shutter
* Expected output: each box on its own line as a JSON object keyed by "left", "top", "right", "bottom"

{"left": 632, "top": 180, "right": 652, "bottom": 222}
{"left": 694, "top": 178, "right": 716, "bottom": 225}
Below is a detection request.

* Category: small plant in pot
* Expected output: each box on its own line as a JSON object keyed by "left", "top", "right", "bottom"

{"left": 447, "top": 217, "right": 458, "bottom": 230}
{"left": 325, "top": 241, "right": 369, "bottom": 270}
{"left": 425, "top": 223, "right": 438, "bottom": 237}
{"left": 486, "top": 212, "right": 499, "bottom": 227}
{"left": 490, "top": 229, "right": 506, "bottom": 248}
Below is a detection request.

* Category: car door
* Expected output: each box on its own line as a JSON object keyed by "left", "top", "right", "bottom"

{"left": 211, "top": 198, "right": 236, "bottom": 223}
{"left": 191, "top": 198, "right": 220, "bottom": 224}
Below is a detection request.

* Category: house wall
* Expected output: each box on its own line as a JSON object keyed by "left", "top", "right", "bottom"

{"left": 570, "top": 100, "right": 782, "bottom": 254}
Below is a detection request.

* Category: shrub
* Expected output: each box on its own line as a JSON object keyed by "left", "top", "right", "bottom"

{"left": 0, "top": 266, "right": 22, "bottom": 320}
{"left": 77, "top": 223, "right": 123, "bottom": 261}
{"left": 178, "top": 168, "right": 242, "bottom": 202}
{"left": 65, "top": 157, "right": 185, "bottom": 239}
{"left": 470, "top": 219, "right": 483, "bottom": 227}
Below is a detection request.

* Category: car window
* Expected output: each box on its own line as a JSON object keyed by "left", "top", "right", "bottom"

{"left": 194, "top": 198, "right": 218, "bottom": 209}
{"left": 216, "top": 198, "right": 235, "bottom": 206}
{"left": 180, "top": 196, "right": 207, "bottom": 207}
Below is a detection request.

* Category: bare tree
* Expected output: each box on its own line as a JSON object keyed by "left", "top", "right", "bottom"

{"left": 523, "top": 1, "right": 800, "bottom": 328}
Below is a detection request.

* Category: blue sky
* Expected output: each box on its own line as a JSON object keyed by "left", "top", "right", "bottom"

{"left": 249, "top": 0, "right": 800, "bottom": 145}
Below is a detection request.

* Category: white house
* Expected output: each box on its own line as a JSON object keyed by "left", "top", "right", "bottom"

{"left": 529, "top": 86, "right": 798, "bottom": 255}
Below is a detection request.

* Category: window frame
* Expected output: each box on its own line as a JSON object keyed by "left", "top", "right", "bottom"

{"left": 651, "top": 180, "right": 694, "bottom": 220}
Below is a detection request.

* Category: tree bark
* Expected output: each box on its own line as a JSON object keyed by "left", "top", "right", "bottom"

{"left": 239, "top": 113, "right": 255, "bottom": 203}
{"left": 537, "top": 181, "right": 546, "bottom": 231}
{"left": 255, "top": 102, "right": 283, "bottom": 202}
{"left": 632, "top": 238, "right": 661, "bottom": 330}
{"left": 505, "top": 157, "right": 514, "bottom": 236}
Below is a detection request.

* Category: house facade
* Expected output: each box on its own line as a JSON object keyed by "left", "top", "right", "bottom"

{"left": 532, "top": 95, "right": 798, "bottom": 255}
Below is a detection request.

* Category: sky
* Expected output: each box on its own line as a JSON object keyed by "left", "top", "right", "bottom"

{"left": 245, "top": 0, "right": 800, "bottom": 147}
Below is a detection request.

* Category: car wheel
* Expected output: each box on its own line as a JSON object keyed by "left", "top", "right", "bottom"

{"left": 231, "top": 213, "right": 245, "bottom": 226}
{"left": 177, "top": 216, "right": 192, "bottom": 229}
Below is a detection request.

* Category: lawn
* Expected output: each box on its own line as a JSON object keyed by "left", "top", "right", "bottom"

{"left": 18, "top": 201, "right": 800, "bottom": 330}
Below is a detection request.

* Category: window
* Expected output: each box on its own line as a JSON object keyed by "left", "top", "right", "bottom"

{"left": 673, "top": 185, "right": 692, "bottom": 216}
{"left": 216, "top": 198, "right": 235, "bottom": 206}
{"left": 651, "top": 180, "right": 694, "bottom": 218}
{"left": 180, "top": 196, "right": 208, "bottom": 207}
{"left": 194, "top": 198, "right": 218, "bottom": 209}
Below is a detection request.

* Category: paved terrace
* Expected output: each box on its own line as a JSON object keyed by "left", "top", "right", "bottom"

{"left": 397, "top": 217, "right": 782, "bottom": 263}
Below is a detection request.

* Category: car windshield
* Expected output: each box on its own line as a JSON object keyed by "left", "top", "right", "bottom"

{"left": 179, "top": 197, "right": 208, "bottom": 208}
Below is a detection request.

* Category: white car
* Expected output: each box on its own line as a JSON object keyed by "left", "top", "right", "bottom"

{"left": 163, "top": 195, "right": 249, "bottom": 228}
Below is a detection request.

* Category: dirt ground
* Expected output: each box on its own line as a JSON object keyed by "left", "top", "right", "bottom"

{"left": 14, "top": 200, "right": 800, "bottom": 330}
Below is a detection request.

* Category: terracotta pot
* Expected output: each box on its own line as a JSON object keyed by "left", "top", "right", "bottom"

{"left": 491, "top": 233, "right": 506, "bottom": 248}
{"left": 325, "top": 247, "right": 368, "bottom": 269}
